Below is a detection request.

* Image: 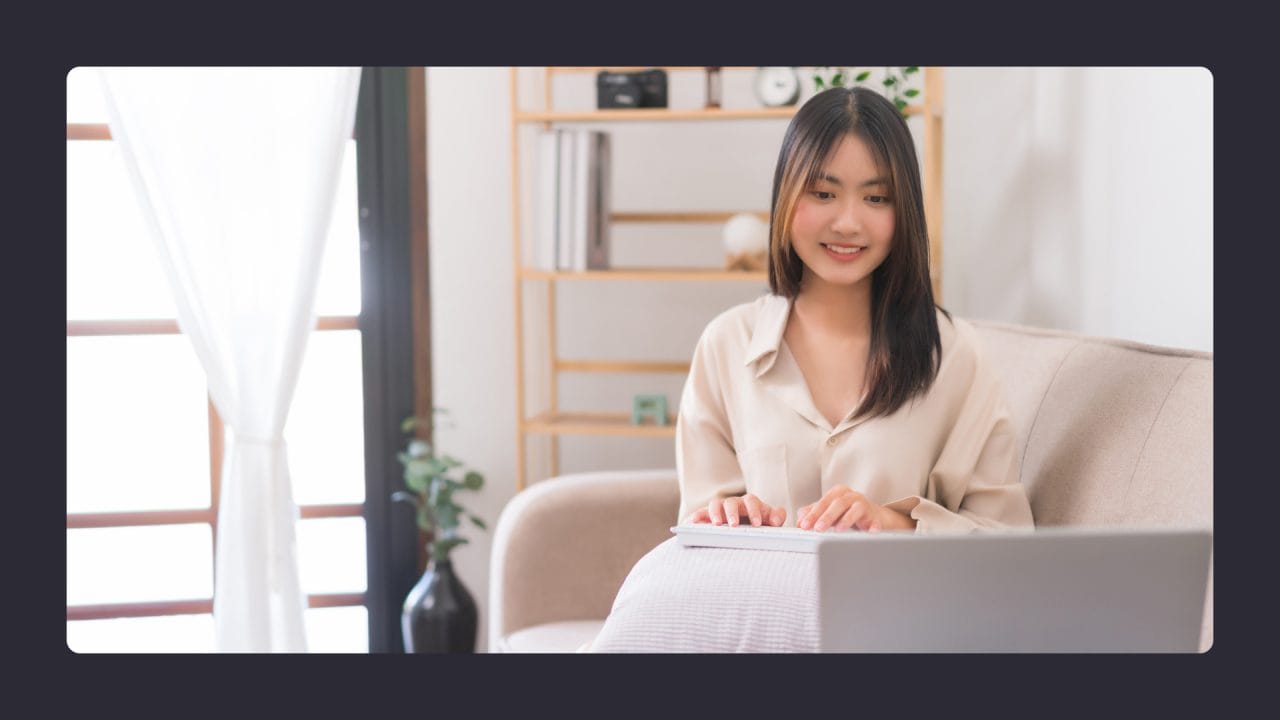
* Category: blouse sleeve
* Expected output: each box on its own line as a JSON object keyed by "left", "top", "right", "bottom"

{"left": 675, "top": 324, "right": 746, "bottom": 525}
{"left": 882, "top": 328, "right": 1036, "bottom": 534}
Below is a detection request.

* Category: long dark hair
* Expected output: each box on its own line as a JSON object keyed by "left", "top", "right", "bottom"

{"left": 767, "top": 86, "right": 951, "bottom": 421}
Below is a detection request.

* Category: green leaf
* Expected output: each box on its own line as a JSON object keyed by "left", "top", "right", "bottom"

{"left": 404, "top": 471, "right": 429, "bottom": 494}
{"left": 405, "top": 456, "right": 444, "bottom": 478}
{"left": 430, "top": 536, "right": 469, "bottom": 561}
{"left": 440, "top": 455, "right": 463, "bottom": 469}
{"left": 905, "top": 66, "right": 919, "bottom": 74}
{"left": 831, "top": 72, "right": 844, "bottom": 86}
{"left": 814, "top": 77, "right": 825, "bottom": 90}
{"left": 415, "top": 505, "right": 433, "bottom": 533}
{"left": 463, "top": 471, "right": 484, "bottom": 490}
{"left": 894, "top": 98, "right": 908, "bottom": 109}
{"left": 400, "top": 416, "right": 417, "bottom": 434}
{"left": 469, "top": 514, "right": 487, "bottom": 531}
{"left": 435, "top": 503, "right": 458, "bottom": 531}
{"left": 904, "top": 88, "right": 920, "bottom": 98}
{"left": 855, "top": 71, "right": 870, "bottom": 82}
{"left": 407, "top": 457, "right": 447, "bottom": 477}
{"left": 883, "top": 77, "right": 897, "bottom": 87}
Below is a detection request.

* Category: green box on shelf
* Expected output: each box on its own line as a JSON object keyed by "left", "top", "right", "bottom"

{"left": 631, "top": 394, "right": 668, "bottom": 426}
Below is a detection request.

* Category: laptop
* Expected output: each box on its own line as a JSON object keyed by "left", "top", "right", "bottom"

{"left": 670, "top": 524, "right": 1212, "bottom": 652}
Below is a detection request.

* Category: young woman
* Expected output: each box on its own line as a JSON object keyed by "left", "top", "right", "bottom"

{"left": 677, "top": 86, "right": 1034, "bottom": 534}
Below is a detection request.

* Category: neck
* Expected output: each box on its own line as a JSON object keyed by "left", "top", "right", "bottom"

{"left": 792, "top": 271, "right": 873, "bottom": 340}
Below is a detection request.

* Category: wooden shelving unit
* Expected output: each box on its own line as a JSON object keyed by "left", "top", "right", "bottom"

{"left": 519, "top": 268, "right": 768, "bottom": 283}
{"left": 525, "top": 412, "right": 677, "bottom": 438}
{"left": 508, "top": 66, "right": 944, "bottom": 491}
{"left": 516, "top": 105, "right": 924, "bottom": 124}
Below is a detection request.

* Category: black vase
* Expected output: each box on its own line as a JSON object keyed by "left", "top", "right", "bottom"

{"left": 401, "top": 559, "right": 478, "bottom": 653}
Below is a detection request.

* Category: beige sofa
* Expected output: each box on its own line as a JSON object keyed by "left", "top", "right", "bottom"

{"left": 488, "top": 318, "right": 1214, "bottom": 652}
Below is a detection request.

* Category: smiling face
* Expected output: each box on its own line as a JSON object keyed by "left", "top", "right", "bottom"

{"left": 787, "top": 133, "right": 895, "bottom": 293}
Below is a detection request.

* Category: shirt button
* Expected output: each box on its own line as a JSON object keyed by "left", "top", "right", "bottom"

{"left": 827, "top": 436, "right": 838, "bottom": 446}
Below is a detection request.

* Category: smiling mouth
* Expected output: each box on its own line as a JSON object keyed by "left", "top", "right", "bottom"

{"left": 821, "top": 243, "right": 865, "bottom": 255}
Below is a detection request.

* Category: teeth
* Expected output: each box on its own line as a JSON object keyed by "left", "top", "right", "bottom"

{"left": 824, "top": 244, "right": 863, "bottom": 255}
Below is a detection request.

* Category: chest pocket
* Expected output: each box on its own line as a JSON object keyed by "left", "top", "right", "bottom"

{"left": 735, "top": 443, "right": 789, "bottom": 512}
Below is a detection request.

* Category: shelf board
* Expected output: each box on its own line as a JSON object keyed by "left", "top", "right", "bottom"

{"left": 524, "top": 411, "right": 676, "bottom": 438}
{"left": 516, "top": 104, "right": 922, "bottom": 124}
{"left": 521, "top": 267, "right": 767, "bottom": 282}
{"left": 516, "top": 107, "right": 799, "bottom": 123}
{"left": 611, "top": 211, "right": 769, "bottom": 224}
{"left": 545, "top": 67, "right": 759, "bottom": 74}
{"left": 556, "top": 359, "right": 690, "bottom": 374}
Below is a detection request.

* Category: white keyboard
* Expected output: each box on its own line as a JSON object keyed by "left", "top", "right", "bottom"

{"left": 670, "top": 523, "right": 876, "bottom": 554}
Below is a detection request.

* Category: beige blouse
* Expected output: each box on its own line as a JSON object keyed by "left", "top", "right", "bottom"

{"left": 675, "top": 292, "right": 1034, "bottom": 534}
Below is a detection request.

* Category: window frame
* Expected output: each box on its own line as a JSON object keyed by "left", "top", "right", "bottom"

{"left": 356, "top": 66, "right": 432, "bottom": 654}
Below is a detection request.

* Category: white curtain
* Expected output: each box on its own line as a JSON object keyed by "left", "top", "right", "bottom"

{"left": 99, "top": 67, "right": 362, "bottom": 652}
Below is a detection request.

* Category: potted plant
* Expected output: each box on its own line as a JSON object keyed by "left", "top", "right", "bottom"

{"left": 393, "top": 410, "right": 487, "bottom": 653}
{"left": 811, "top": 66, "right": 922, "bottom": 118}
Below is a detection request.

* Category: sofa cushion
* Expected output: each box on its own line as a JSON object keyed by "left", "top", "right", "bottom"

{"left": 971, "top": 321, "right": 1212, "bottom": 529}
{"left": 497, "top": 620, "right": 604, "bottom": 653}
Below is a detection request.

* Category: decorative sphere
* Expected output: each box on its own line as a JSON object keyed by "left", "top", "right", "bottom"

{"left": 722, "top": 213, "right": 769, "bottom": 255}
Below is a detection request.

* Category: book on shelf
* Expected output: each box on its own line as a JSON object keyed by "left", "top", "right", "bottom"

{"left": 572, "top": 129, "right": 590, "bottom": 272}
{"left": 532, "top": 129, "right": 559, "bottom": 271}
{"left": 588, "top": 131, "right": 611, "bottom": 271}
{"left": 532, "top": 128, "right": 611, "bottom": 272}
{"left": 557, "top": 129, "right": 575, "bottom": 271}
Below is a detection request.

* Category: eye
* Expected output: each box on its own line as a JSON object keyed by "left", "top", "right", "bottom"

{"left": 866, "top": 195, "right": 891, "bottom": 205}
{"left": 810, "top": 191, "right": 835, "bottom": 201}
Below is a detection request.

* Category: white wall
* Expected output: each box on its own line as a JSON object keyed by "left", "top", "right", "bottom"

{"left": 423, "top": 66, "right": 1213, "bottom": 650}
{"left": 942, "top": 67, "right": 1212, "bottom": 352}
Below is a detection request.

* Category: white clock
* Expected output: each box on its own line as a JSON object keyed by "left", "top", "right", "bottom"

{"left": 755, "top": 67, "right": 800, "bottom": 107}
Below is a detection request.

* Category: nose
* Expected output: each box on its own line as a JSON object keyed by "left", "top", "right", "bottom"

{"left": 829, "top": 199, "right": 862, "bottom": 237}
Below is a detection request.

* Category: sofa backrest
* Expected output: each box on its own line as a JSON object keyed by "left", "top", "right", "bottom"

{"left": 969, "top": 319, "right": 1212, "bottom": 530}
{"left": 971, "top": 319, "right": 1213, "bottom": 652}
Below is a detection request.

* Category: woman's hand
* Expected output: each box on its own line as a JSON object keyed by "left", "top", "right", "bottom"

{"left": 685, "top": 493, "right": 787, "bottom": 527}
{"left": 796, "top": 486, "right": 916, "bottom": 533}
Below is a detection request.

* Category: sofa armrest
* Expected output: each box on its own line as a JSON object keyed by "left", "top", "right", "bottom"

{"left": 487, "top": 468, "right": 679, "bottom": 651}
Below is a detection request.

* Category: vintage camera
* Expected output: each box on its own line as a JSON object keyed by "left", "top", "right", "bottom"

{"left": 597, "top": 69, "right": 668, "bottom": 109}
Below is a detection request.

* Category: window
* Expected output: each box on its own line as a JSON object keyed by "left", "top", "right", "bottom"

{"left": 66, "top": 67, "right": 371, "bottom": 652}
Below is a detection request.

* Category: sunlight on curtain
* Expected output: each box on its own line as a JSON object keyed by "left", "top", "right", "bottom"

{"left": 100, "top": 67, "right": 362, "bottom": 652}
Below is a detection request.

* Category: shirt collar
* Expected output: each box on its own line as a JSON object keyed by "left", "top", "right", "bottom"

{"left": 743, "top": 293, "right": 793, "bottom": 377}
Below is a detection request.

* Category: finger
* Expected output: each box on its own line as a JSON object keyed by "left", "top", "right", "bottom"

{"left": 796, "top": 504, "right": 810, "bottom": 527}
{"left": 686, "top": 508, "right": 710, "bottom": 524}
{"left": 856, "top": 506, "right": 882, "bottom": 533}
{"left": 742, "top": 494, "right": 763, "bottom": 526}
{"left": 800, "top": 502, "right": 826, "bottom": 530}
{"left": 835, "top": 501, "right": 867, "bottom": 532}
{"left": 768, "top": 505, "right": 787, "bottom": 527}
{"left": 707, "top": 499, "right": 724, "bottom": 526}
{"left": 722, "top": 497, "right": 742, "bottom": 527}
{"left": 815, "top": 497, "right": 854, "bottom": 532}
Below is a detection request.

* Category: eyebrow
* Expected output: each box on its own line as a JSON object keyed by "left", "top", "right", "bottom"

{"left": 817, "top": 173, "right": 887, "bottom": 189}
